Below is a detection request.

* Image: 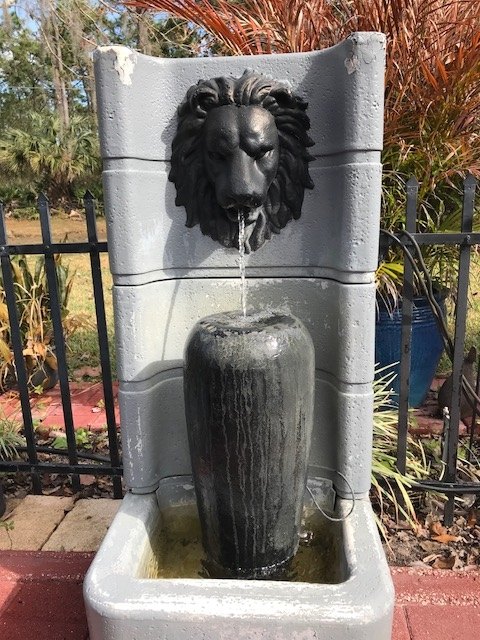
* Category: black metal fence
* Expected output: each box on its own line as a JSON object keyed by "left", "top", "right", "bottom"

{"left": 0, "top": 179, "right": 479, "bottom": 522}
{"left": 0, "top": 193, "right": 122, "bottom": 501}
{"left": 385, "top": 174, "right": 480, "bottom": 525}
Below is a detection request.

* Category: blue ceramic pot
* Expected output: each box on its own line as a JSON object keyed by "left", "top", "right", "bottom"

{"left": 375, "top": 294, "right": 446, "bottom": 408}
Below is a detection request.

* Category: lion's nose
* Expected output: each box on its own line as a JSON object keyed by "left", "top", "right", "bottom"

{"left": 226, "top": 193, "right": 262, "bottom": 210}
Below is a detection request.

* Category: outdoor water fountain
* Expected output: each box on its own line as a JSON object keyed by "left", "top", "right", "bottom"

{"left": 84, "top": 32, "right": 394, "bottom": 639}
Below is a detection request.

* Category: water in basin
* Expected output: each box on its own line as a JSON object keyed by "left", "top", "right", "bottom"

{"left": 139, "top": 497, "right": 347, "bottom": 584}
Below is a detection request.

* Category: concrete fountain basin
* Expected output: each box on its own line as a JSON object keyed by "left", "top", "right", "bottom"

{"left": 87, "top": 34, "right": 393, "bottom": 640}
{"left": 84, "top": 475, "right": 393, "bottom": 640}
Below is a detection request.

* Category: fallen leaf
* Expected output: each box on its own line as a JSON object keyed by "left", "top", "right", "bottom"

{"left": 459, "top": 495, "right": 476, "bottom": 509}
{"left": 391, "top": 520, "right": 411, "bottom": 531}
{"left": 396, "top": 531, "right": 411, "bottom": 541}
{"left": 432, "top": 555, "right": 456, "bottom": 569}
{"left": 420, "top": 540, "right": 442, "bottom": 553}
{"left": 432, "top": 534, "right": 461, "bottom": 544}
{"left": 43, "top": 486, "right": 69, "bottom": 496}
{"left": 467, "top": 511, "right": 478, "bottom": 527}
{"left": 430, "top": 521, "right": 447, "bottom": 536}
{"left": 48, "top": 430, "right": 65, "bottom": 439}
{"left": 42, "top": 487, "right": 58, "bottom": 496}
{"left": 79, "top": 474, "right": 96, "bottom": 486}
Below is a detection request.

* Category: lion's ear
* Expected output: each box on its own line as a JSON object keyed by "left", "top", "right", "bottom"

{"left": 269, "top": 86, "right": 294, "bottom": 109}
{"left": 191, "top": 86, "right": 218, "bottom": 115}
{"left": 190, "top": 77, "right": 235, "bottom": 115}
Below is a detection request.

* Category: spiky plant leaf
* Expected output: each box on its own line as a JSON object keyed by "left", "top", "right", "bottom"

{"left": 372, "top": 365, "right": 429, "bottom": 532}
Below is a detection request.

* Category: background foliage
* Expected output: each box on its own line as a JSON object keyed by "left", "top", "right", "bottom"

{"left": 0, "top": 0, "right": 201, "bottom": 209}
{"left": 2, "top": 1, "right": 478, "bottom": 240}
{"left": 0, "top": 254, "right": 89, "bottom": 389}
{"left": 2, "top": 0, "right": 479, "bottom": 356}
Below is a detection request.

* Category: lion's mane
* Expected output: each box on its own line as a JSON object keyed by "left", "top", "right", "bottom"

{"left": 169, "top": 70, "right": 314, "bottom": 252}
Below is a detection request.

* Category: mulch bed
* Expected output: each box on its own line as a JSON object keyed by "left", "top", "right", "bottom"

{"left": 377, "top": 376, "right": 480, "bottom": 571}
{"left": 382, "top": 499, "right": 480, "bottom": 570}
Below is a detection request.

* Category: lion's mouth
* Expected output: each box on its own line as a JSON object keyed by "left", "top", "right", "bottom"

{"left": 225, "top": 205, "right": 261, "bottom": 225}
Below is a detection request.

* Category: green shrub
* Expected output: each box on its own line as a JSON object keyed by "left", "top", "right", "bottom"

{"left": 372, "top": 366, "right": 429, "bottom": 534}
{"left": 0, "top": 255, "right": 91, "bottom": 390}
{"left": 0, "top": 113, "right": 101, "bottom": 205}
{"left": 0, "top": 415, "right": 24, "bottom": 460}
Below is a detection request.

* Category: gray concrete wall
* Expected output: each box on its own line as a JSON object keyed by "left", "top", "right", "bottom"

{"left": 94, "top": 33, "right": 385, "bottom": 497}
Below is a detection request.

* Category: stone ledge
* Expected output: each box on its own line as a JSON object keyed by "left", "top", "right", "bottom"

{"left": 0, "top": 495, "right": 74, "bottom": 551}
{"left": 42, "top": 498, "right": 121, "bottom": 552}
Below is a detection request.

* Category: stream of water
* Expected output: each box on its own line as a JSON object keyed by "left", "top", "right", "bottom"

{"left": 238, "top": 211, "right": 247, "bottom": 317}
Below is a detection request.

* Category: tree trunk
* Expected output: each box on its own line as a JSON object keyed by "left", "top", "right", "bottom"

{"left": 2, "top": 0, "right": 12, "bottom": 32}
{"left": 50, "top": 7, "right": 70, "bottom": 130}
{"left": 136, "top": 8, "right": 152, "bottom": 55}
{"left": 39, "top": 0, "right": 70, "bottom": 131}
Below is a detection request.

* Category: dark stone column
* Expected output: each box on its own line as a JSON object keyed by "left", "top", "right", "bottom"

{"left": 184, "top": 310, "right": 315, "bottom": 578}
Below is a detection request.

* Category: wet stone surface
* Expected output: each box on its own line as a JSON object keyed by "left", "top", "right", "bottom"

{"left": 184, "top": 310, "right": 315, "bottom": 578}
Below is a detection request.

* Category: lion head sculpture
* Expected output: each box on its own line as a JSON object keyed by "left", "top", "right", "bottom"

{"left": 169, "top": 70, "right": 314, "bottom": 253}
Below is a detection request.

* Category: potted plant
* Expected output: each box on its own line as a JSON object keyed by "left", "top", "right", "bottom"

{"left": 375, "top": 165, "right": 480, "bottom": 407}
{"left": 375, "top": 254, "right": 448, "bottom": 408}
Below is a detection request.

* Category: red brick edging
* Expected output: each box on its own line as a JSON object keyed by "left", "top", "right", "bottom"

{"left": 0, "top": 551, "right": 94, "bottom": 640}
{"left": 0, "top": 553, "right": 479, "bottom": 640}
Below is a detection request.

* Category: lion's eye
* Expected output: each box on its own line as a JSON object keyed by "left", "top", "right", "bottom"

{"left": 208, "top": 150, "right": 225, "bottom": 161}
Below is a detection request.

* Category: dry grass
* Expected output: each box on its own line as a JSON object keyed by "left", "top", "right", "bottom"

{"left": 23, "top": 253, "right": 115, "bottom": 378}
{"left": 62, "top": 254, "right": 115, "bottom": 377}
{"left": 62, "top": 254, "right": 113, "bottom": 319}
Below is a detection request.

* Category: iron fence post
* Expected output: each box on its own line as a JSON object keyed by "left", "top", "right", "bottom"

{"left": 396, "top": 177, "right": 418, "bottom": 474}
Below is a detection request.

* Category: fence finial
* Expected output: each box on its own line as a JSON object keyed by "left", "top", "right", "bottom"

{"left": 84, "top": 190, "right": 95, "bottom": 201}
{"left": 464, "top": 173, "right": 477, "bottom": 188}
{"left": 37, "top": 193, "right": 49, "bottom": 206}
{"left": 406, "top": 176, "right": 419, "bottom": 189}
